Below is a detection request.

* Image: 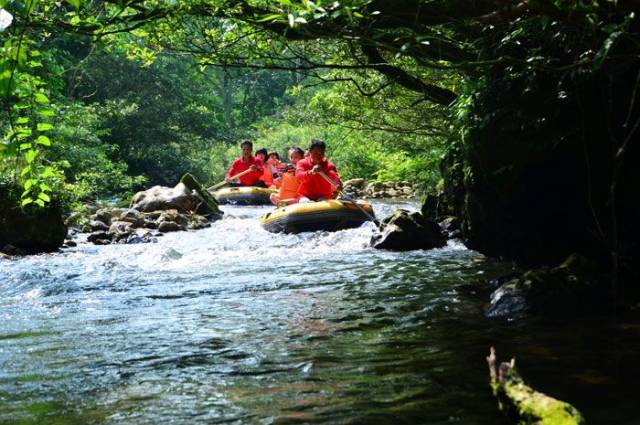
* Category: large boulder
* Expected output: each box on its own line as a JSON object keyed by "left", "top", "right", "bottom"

{"left": 130, "top": 183, "right": 199, "bottom": 213}
{"left": 0, "top": 184, "right": 67, "bottom": 255}
{"left": 371, "top": 209, "right": 446, "bottom": 251}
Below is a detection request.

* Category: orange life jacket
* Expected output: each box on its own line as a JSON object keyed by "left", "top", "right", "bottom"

{"left": 279, "top": 172, "right": 300, "bottom": 202}
{"left": 260, "top": 164, "right": 275, "bottom": 187}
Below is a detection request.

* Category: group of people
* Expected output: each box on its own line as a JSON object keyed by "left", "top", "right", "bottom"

{"left": 224, "top": 139, "right": 343, "bottom": 205}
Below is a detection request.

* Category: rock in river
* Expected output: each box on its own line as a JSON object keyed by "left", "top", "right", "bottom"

{"left": 371, "top": 209, "right": 447, "bottom": 251}
{"left": 130, "top": 182, "right": 199, "bottom": 213}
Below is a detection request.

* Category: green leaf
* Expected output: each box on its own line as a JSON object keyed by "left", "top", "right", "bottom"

{"left": 19, "top": 142, "right": 32, "bottom": 150}
{"left": 24, "top": 179, "right": 36, "bottom": 190}
{"left": 66, "top": 0, "right": 84, "bottom": 10}
{"left": 256, "top": 13, "right": 282, "bottom": 22}
{"left": 41, "top": 166, "right": 55, "bottom": 177}
{"left": 21, "top": 198, "right": 34, "bottom": 206}
{"left": 594, "top": 31, "right": 621, "bottom": 70}
{"left": 288, "top": 13, "right": 295, "bottom": 27}
{"left": 38, "top": 192, "right": 51, "bottom": 202}
{"left": 35, "top": 199, "right": 45, "bottom": 207}
{"left": 39, "top": 182, "right": 51, "bottom": 191}
{"left": 25, "top": 149, "right": 38, "bottom": 163}
{"left": 34, "top": 93, "right": 49, "bottom": 104}
{"left": 36, "top": 122, "right": 53, "bottom": 131}
{"left": 16, "top": 117, "right": 29, "bottom": 124}
{"left": 36, "top": 135, "right": 51, "bottom": 146}
{"left": 37, "top": 109, "right": 54, "bottom": 117}
{"left": 69, "top": 15, "right": 81, "bottom": 26}
{"left": 21, "top": 164, "right": 31, "bottom": 176}
{"left": 26, "top": 0, "right": 40, "bottom": 14}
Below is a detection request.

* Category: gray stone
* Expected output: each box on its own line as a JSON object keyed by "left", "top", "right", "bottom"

{"left": 158, "top": 221, "right": 185, "bottom": 233}
{"left": 158, "top": 209, "right": 189, "bottom": 226}
{"left": 143, "top": 219, "right": 158, "bottom": 229}
{"left": 109, "top": 220, "right": 133, "bottom": 235}
{"left": 88, "top": 231, "right": 112, "bottom": 243}
{"left": 119, "top": 208, "right": 145, "bottom": 228}
{"left": 90, "top": 220, "right": 109, "bottom": 232}
{"left": 91, "top": 208, "right": 112, "bottom": 225}
{"left": 371, "top": 209, "right": 446, "bottom": 251}
{"left": 131, "top": 183, "right": 198, "bottom": 213}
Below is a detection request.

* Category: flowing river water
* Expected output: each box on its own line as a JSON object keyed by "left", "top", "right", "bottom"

{"left": 1, "top": 200, "right": 639, "bottom": 424}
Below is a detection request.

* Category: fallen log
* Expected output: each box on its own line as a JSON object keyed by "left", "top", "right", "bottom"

{"left": 487, "top": 347, "right": 585, "bottom": 425}
{"left": 180, "top": 173, "right": 223, "bottom": 219}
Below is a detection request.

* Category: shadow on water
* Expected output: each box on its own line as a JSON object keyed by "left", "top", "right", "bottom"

{"left": 1, "top": 200, "right": 639, "bottom": 424}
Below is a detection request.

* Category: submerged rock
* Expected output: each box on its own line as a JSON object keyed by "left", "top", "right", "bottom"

{"left": 125, "top": 231, "right": 157, "bottom": 244}
{"left": 371, "top": 209, "right": 446, "bottom": 251}
{"left": 486, "top": 254, "right": 608, "bottom": 319}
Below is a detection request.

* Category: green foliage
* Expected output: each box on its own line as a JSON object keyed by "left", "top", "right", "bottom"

{"left": 251, "top": 80, "right": 446, "bottom": 186}
{"left": 46, "top": 102, "right": 146, "bottom": 210}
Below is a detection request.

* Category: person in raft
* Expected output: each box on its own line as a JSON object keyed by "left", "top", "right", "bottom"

{"left": 260, "top": 151, "right": 285, "bottom": 188}
{"left": 295, "top": 139, "right": 342, "bottom": 202}
{"left": 225, "top": 140, "right": 266, "bottom": 187}
{"left": 270, "top": 147, "right": 305, "bottom": 206}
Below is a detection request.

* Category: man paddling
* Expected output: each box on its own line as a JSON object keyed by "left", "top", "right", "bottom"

{"left": 225, "top": 140, "right": 265, "bottom": 187}
{"left": 295, "top": 140, "right": 342, "bottom": 202}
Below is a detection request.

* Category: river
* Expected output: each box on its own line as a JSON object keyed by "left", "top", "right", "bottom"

{"left": 1, "top": 200, "right": 638, "bottom": 424}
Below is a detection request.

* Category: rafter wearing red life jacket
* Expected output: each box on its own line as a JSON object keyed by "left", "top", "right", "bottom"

{"left": 226, "top": 156, "right": 264, "bottom": 186}
{"left": 295, "top": 157, "right": 341, "bottom": 201}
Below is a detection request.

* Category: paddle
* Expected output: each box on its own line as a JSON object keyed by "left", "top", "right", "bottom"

{"left": 207, "top": 168, "right": 256, "bottom": 192}
{"left": 317, "top": 170, "right": 379, "bottom": 225}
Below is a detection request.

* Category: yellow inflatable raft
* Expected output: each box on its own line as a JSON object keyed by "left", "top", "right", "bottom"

{"left": 260, "top": 199, "right": 375, "bottom": 233}
{"left": 213, "top": 186, "right": 278, "bottom": 205}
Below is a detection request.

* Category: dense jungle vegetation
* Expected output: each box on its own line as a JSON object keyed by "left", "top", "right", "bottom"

{"left": 1, "top": 1, "right": 639, "bottom": 300}
{"left": 0, "top": 1, "right": 449, "bottom": 215}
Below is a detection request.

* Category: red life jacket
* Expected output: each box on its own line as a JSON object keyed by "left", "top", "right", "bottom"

{"left": 226, "top": 156, "right": 263, "bottom": 186}
{"left": 295, "top": 157, "right": 341, "bottom": 200}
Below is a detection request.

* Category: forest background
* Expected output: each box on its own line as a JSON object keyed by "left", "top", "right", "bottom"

{"left": 1, "top": 1, "right": 450, "bottom": 216}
